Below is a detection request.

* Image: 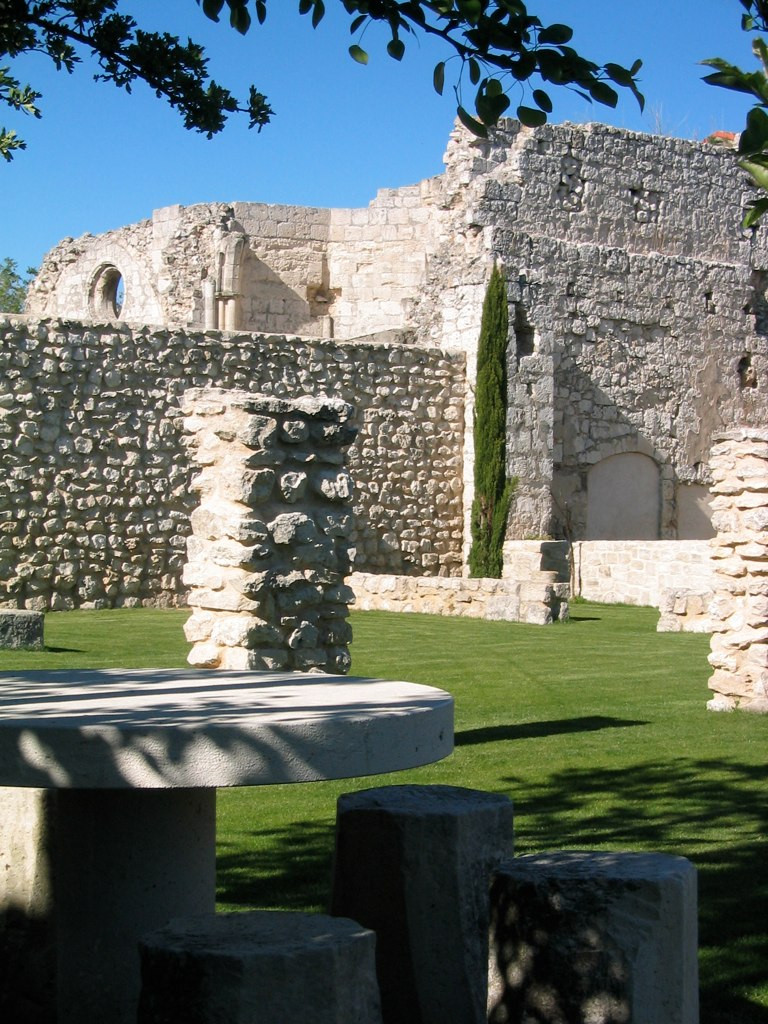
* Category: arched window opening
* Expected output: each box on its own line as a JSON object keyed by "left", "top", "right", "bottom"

{"left": 90, "top": 265, "right": 125, "bottom": 320}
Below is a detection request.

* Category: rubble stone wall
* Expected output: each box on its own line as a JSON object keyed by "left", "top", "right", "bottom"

{"left": 182, "top": 389, "right": 356, "bottom": 673}
{"left": 707, "top": 429, "right": 768, "bottom": 712}
{"left": 0, "top": 317, "right": 466, "bottom": 611}
{"left": 16, "top": 119, "right": 768, "bottom": 619}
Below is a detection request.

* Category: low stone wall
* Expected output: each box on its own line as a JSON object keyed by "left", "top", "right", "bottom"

{"left": 349, "top": 572, "right": 568, "bottom": 625}
{"left": 572, "top": 540, "right": 715, "bottom": 608}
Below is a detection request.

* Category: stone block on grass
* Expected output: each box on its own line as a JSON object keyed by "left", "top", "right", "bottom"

{"left": 0, "top": 611, "right": 44, "bottom": 650}
{"left": 331, "top": 784, "right": 514, "bottom": 1024}
{"left": 488, "top": 851, "right": 699, "bottom": 1024}
{"left": 138, "top": 911, "right": 382, "bottom": 1024}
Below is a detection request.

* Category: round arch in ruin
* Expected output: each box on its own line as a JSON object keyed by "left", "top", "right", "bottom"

{"left": 586, "top": 452, "right": 661, "bottom": 540}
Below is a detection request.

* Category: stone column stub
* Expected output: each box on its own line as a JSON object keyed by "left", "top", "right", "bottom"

{"left": 182, "top": 388, "right": 358, "bottom": 673}
{"left": 707, "top": 426, "right": 768, "bottom": 712}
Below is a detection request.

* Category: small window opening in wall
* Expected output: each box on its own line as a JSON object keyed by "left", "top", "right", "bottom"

{"left": 514, "top": 303, "right": 535, "bottom": 366}
{"left": 738, "top": 353, "right": 758, "bottom": 388}
{"left": 90, "top": 265, "right": 125, "bottom": 320}
{"left": 704, "top": 290, "right": 716, "bottom": 314}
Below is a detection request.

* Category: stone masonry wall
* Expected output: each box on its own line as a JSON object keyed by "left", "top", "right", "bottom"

{"left": 707, "top": 429, "right": 768, "bottom": 712}
{"left": 182, "top": 390, "right": 356, "bottom": 673}
{"left": 0, "top": 317, "right": 466, "bottom": 611}
{"left": 410, "top": 122, "right": 768, "bottom": 541}
{"left": 350, "top": 571, "right": 568, "bottom": 625}
{"left": 21, "top": 119, "right": 768, "bottom": 558}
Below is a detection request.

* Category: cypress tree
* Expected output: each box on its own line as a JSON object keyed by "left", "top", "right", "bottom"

{"left": 469, "top": 264, "right": 514, "bottom": 578}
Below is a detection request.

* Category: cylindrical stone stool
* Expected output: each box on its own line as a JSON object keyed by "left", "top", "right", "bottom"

{"left": 488, "top": 852, "right": 699, "bottom": 1024}
{"left": 330, "top": 784, "right": 514, "bottom": 1024}
{"left": 137, "top": 911, "right": 383, "bottom": 1024}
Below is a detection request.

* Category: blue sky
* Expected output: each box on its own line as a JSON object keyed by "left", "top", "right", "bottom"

{"left": 0, "top": 1, "right": 760, "bottom": 273}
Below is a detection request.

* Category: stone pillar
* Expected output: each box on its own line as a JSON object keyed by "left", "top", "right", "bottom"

{"left": 707, "top": 427, "right": 768, "bottom": 712}
{"left": 138, "top": 912, "right": 383, "bottom": 1024}
{"left": 488, "top": 852, "right": 699, "bottom": 1024}
{"left": 182, "top": 389, "right": 357, "bottom": 673}
{"left": 330, "top": 784, "right": 514, "bottom": 1024}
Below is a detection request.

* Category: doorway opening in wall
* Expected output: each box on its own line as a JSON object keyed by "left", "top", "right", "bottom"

{"left": 89, "top": 265, "right": 125, "bottom": 320}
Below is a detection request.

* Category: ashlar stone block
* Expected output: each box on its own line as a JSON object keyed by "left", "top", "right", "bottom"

{"left": 0, "top": 610, "right": 44, "bottom": 649}
{"left": 331, "top": 784, "right": 514, "bottom": 1024}
{"left": 137, "top": 911, "right": 382, "bottom": 1024}
{"left": 488, "top": 851, "right": 699, "bottom": 1024}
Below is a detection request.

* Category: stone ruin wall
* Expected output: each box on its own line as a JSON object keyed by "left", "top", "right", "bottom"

{"left": 409, "top": 121, "right": 768, "bottom": 542}
{"left": 0, "top": 317, "right": 465, "bottom": 611}
{"left": 13, "top": 119, "right": 768, "bottom": 617}
{"left": 182, "top": 389, "right": 358, "bottom": 673}
{"left": 27, "top": 184, "right": 440, "bottom": 343}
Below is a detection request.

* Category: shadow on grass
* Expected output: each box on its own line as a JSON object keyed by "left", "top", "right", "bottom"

{"left": 217, "top": 757, "right": 768, "bottom": 1024}
{"left": 507, "top": 757, "right": 768, "bottom": 1024}
{"left": 217, "top": 820, "right": 335, "bottom": 914}
{"left": 456, "top": 715, "right": 647, "bottom": 746}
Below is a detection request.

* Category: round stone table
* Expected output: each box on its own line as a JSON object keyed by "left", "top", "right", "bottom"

{"left": 0, "top": 668, "right": 453, "bottom": 1024}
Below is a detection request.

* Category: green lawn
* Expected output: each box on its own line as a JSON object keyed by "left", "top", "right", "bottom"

{"left": 2, "top": 604, "right": 766, "bottom": 1023}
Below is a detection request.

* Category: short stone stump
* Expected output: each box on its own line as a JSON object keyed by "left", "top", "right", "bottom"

{"left": 0, "top": 610, "right": 44, "bottom": 650}
{"left": 137, "top": 911, "right": 382, "bottom": 1024}
{"left": 488, "top": 851, "right": 699, "bottom": 1024}
{"left": 331, "top": 784, "right": 514, "bottom": 1024}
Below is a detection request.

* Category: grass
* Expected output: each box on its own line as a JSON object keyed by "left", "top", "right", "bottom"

{"left": 2, "top": 603, "right": 766, "bottom": 1023}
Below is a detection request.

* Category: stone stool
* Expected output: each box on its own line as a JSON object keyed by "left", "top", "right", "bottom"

{"left": 331, "top": 784, "right": 514, "bottom": 1024}
{"left": 0, "top": 610, "right": 43, "bottom": 650}
{"left": 137, "top": 911, "right": 383, "bottom": 1024}
{"left": 488, "top": 851, "right": 699, "bottom": 1024}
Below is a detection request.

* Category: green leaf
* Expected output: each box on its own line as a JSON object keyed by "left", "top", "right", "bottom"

{"left": 538, "top": 23, "right": 573, "bottom": 45}
{"left": 754, "top": 36, "right": 768, "bottom": 75}
{"left": 457, "top": 104, "right": 488, "bottom": 138}
{"left": 532, "top": 88, "right": 552, "bottom": 113}
{"left": 433, "top": 61, "right": 446, "bottom": 95}
{"left": 743, "top": 196, "right": 768, "bottom": 228}
{"left": 588, "top": 79, "right": 619, "bottom": 108}
{"left": 350, "top": 15, "right": 366, "bottom": 33}
{"left": 201, "top": 0, "right": 225, "bottom": 22}
{"left": 604, "top": 62, "right": 633, "bottom": 87}
{"left": 349, "top": 44, "right": 369, "bottom": 65}
{"left": 740, "top": 106, "right": 768, "bottom": 156}
{"left": 228, "top": 3, "right": 251, "bottom": 35}
{"left": 387, "top": 38, "right": 405, "bottom": 61}
{"left": 741, "top": 156, "right": 768, "bottom": 191}
{"left": 255, "top": 1, "right": 266, "bottom": 24}
{"left": 469, "top": 57, "right": 481, "bottom": 85}
{"left": 312, "top": 1, "right": 325, "bottom": 29}
{"left": 517, "top": 104, "right": 547, "bottom": 128}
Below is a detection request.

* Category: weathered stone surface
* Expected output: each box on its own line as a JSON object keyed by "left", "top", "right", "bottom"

{"left": 0, "top": 610, "right": 44, "bottom": 649}
{"left": 183, "top": 390, "right": 356, "bottom": 671}
{"left": 708, "top": 430, "right": 768, "bottom": 711}
{"left": 138, "top": 911, "right": 382, "bottom": 1024}
{"left": 331, "top": 784, "right": 513, "bottom": 1024}
{"left": 488, "top": 852, "right": 699, "bottom": 1024}
{"left": 6, "top": 118, "right": 768, "bottom": 617}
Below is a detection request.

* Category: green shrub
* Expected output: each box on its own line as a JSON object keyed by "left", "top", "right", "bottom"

{"left": 469, "top": 264, "right": 514, "bottom": 578}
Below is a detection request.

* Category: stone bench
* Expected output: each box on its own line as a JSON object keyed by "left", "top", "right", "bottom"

{"left": 488, "top": 851, "right": 699, "bottom": 1024}
{"left": 137, "top": 911, "right": 382, "bottom": 1024}
{"left": 0, "top": 610, "right": 44, "bottom": 650}
{"left": 331, "top": 784, "right": 514, "bottom": 1024}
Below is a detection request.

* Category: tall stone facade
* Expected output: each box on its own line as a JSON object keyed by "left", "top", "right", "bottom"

{"left": 4, "top": 118, "right": 766, "bottom": 610}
